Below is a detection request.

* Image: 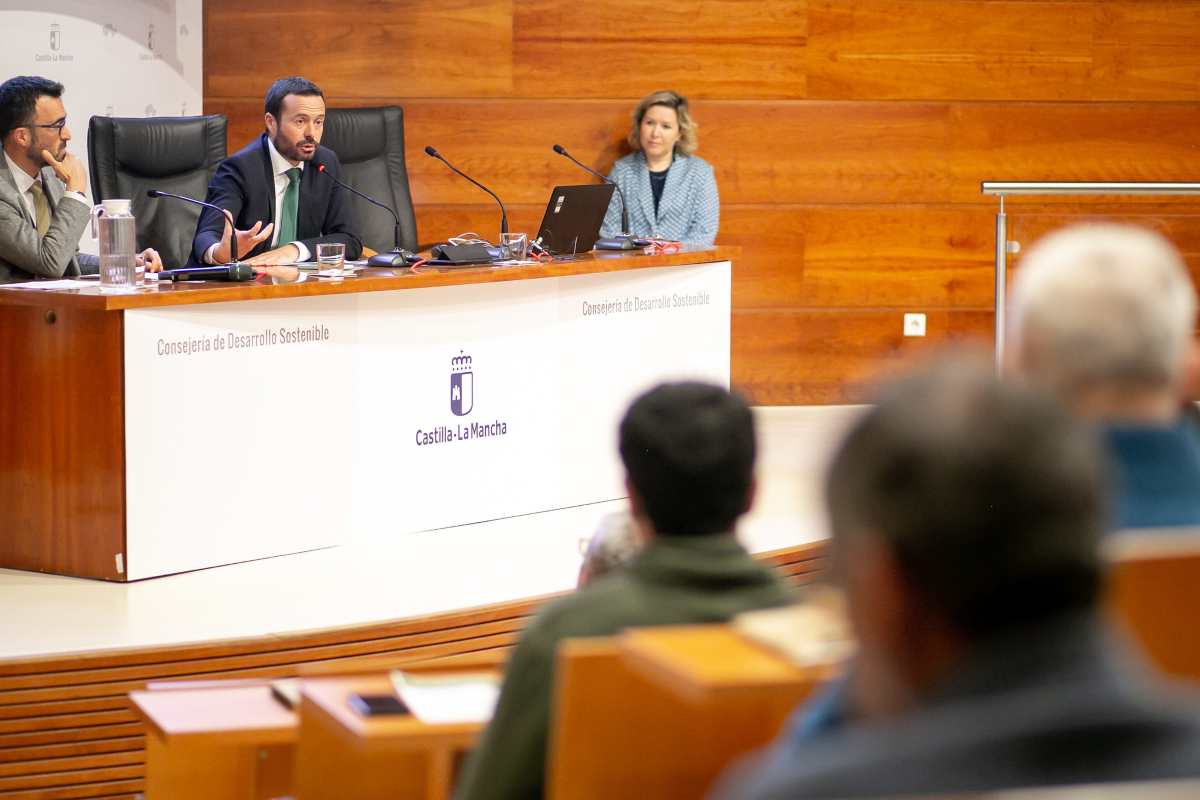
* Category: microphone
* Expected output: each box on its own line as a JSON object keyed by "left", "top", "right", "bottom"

{"left": 157, "top": 264, "right": 257, "bottom": 282}
{"left": 146, "top": 189, "right": 241, "bottom": 265}
{"left": 553, "top": 144, "right": 630, "bottom": 236}
{"left": 316, "top": 163, "right": 413, "bottom": 267}
{"left": 424, "top": 146, "right": 509, "bottom": 239}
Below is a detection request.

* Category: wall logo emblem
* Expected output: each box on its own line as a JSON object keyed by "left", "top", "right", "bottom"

{"left": 144, "top": 104, "right": 157, "bottom": 117}
{"left": 450, "top": 351, "right": 474, "bottom": 417}
{"left": 50, "top": 24, "right": 61, "bottom": 51}
{"left": 147, "top": 23, "right": 156, "bottom": 51}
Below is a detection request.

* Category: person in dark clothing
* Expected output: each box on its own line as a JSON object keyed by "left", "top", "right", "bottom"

{"left": 190, "top": 76, "right": 361, "bottom": 267}
{"left": 715, "top": 355, "right": 1200, "bottom": 800}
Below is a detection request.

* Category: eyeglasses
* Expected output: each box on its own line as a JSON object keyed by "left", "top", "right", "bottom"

{"left": 26, "top": 119, "right": 67, "bottom": 134}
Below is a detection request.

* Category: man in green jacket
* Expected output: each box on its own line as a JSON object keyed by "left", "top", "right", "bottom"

{"left": 455, "top": 382, "right": 795, "bottom": 800}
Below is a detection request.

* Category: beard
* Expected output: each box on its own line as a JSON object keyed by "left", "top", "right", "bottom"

{"left": 274, "top": 133, "right": 317, "bottom": 162}
{"left": 28, "top": 137, "right": 63, "bottom": 166}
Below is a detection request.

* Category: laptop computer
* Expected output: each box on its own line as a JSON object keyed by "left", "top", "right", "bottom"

{"left": 533, "top": 184, "right": 616, "bottom": 255}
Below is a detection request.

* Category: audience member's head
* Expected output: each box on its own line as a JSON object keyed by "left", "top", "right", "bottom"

{"left": 619, "top": 381, "right": 756, "bottom": 537}
{"left": 825, "top": 355, "right": 1109, "bottom": 718}
{"left": 1010, "top": 223, "right": 1198, "bottom": 423}
{"left": 577, "top": 511, "right": 642, "bottom": 588}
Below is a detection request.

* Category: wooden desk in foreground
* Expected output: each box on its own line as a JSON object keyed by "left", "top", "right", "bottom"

{"left": 0, "top": 246, "right": 737, "bottom": 580}
{"left": 133, "top": 666, "right": 500, "bottom": 800}
{"left": 295, "top": 675, "right": 489, "bottom": 800}
{"left": 549, "top": 624, "right": 837, "bottom": 800}
{"left": 130, "top": 685, "right": 296, "bottom": 800}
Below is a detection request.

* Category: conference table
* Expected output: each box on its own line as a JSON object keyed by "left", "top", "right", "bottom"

{"left": 0, "top": 247, "right": 736, "bottom": 581}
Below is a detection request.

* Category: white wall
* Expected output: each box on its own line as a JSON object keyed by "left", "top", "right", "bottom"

{"left": 0, "top": 1, "right": 203, "bottom": 253}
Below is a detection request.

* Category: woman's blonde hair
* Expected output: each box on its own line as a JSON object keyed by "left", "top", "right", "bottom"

{"left": 627, "top": 90, "right": 698, "bottom": 157}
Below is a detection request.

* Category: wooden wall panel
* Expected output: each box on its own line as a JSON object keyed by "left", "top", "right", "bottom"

{"left": 204, "top": 0, "right": 514, "bottom": 99}
{"left": 0, "top": 305, "right": 126, "bottom": 581}
{"left": 204, "top": 0, "right": 1200, "bottom": 404}
{"left": 733, "top": 310, "right": 994, "bottom": 404}
{"left": 701, "top": 102, "right": 1200, "bottom": 206}
{"left": 807, "top": 1, "right": 1098, "bottom": 101}
{"left": 513, "top": 0, "right": 809, "bottom": 99}
{"left": 723, "top": 205, "right": 996, "bottom": 309}
{"left": 807, "top": 1, "right": 1200, "bottom": 102}
{"left": 208, "top": 98, "right": 1200, "bottom": 208}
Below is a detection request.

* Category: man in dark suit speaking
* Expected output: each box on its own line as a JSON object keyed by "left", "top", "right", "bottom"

{"left": 190, "top": 76, "right": 361, "bottom": 267}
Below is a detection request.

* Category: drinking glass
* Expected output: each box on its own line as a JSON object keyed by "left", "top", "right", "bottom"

{"left": 317, "top": 243, "right": 346, "bottom": 277}
{"left": 500, "top": 232, "right": 529, "bottom": 262}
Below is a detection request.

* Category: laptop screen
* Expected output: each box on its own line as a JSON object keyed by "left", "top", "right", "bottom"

{"left": 534, "top": 184, "right": 616, "bottom": 255}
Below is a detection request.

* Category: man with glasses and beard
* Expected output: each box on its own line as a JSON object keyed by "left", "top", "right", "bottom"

{"left": 190, "top": 76, "right": 361, "bottom": 267}
{"left": 0, "top": 75, "right": 162, "bottom": 283}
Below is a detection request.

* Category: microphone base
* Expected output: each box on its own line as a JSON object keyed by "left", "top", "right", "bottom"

{"left": 595, "top": 235, "right": 640, "bottom": 251}
{"left": 368, "top": 249, "right": 417, "bottom": 268}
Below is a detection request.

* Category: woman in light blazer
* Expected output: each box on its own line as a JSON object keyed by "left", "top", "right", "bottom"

{"left": 599, "top": 90, "right": 719, "bottom": 246}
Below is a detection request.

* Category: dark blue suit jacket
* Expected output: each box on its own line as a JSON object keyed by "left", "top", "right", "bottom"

{"left": 190, "top": 133, "right": 362, "bottom": 264}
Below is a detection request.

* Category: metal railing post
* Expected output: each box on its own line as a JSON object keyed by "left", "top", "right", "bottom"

{"left": 980, "top": 180, "right": 1200, "bottom": 369}
{"left": 994, "top": 195, "right": 1007, "bottom": 369}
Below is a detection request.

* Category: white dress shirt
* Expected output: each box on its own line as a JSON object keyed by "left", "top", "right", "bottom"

{"left": 4, "top": 151, "right": 88, "bottom": 224}
{"left": 205, "top": 136, "right": 310, "bottom": 263}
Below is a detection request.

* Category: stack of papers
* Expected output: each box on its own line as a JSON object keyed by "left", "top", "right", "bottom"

{"left": 390, "top": 670, "right": 500, "bottom": 724}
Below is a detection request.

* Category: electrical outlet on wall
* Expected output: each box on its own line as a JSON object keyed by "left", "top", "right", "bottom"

{"left": 904, "top": 313, "right": 927, "bottom": 337}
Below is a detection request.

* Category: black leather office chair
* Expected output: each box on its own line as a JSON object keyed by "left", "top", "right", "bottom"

{"left": 88, "top": 115, "right": 227, "bottom": 269}
{"left": 320, "top": 106, "right": 418, "bottom": 254}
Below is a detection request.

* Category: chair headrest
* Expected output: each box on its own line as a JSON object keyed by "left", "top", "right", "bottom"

{"left": 323, "top": 108, "right": 390, "bottom": 164}
{"left": 112, "top": 117, "right": 215, "bottom": 178}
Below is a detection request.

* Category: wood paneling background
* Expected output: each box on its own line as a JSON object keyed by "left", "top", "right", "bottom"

{"left": 203, "top": 0, "right": 1200, "bottom": 404}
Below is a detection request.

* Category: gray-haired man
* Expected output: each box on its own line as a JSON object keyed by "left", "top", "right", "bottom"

{"left": 1010, "top": 223, "right": 1200, "bottom": 528}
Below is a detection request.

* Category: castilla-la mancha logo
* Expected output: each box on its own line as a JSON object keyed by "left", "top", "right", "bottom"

{"left": 450, "top": 351, "right": 474, "bottom": 416}
{"left": 50, "top": 24, "right": 61, "bottom": 51}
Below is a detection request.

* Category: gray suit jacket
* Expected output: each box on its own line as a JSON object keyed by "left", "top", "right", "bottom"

{"left": 0, "top": 158, "right": 97, "bottom": 283}
{"left": 600, "top": 151, "right": 720, "bottom": 246}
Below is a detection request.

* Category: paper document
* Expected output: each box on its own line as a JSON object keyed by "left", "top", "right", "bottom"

{"left": 2, "top": 279, "right": 90, "bottom": 290}
{"left": 390, "top": 670, "right": 500, "bottom": 724}
{"left": 270, "top": 678, "right": 302, "bottom": 709}
{"left": 733, "top": 587, "right": 855, "bottom": 667}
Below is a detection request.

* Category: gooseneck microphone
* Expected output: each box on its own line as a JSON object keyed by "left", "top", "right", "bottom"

{"left": 553, "top": 144, "right": 630, "bottom": 236}
{"left": 424, "top": 146, "right": 509, "bottom": 239}
{"left": 146, "top": 189, "right": 240, "bottom": 265}
{"left": 316, "top": 163, "right": 413, "bottom": 267}
{"left": 157, "top": 263, "right": 257, "bottom": 282}
{"left": 145, "top": 190, "right": 255, "bottom": 281}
